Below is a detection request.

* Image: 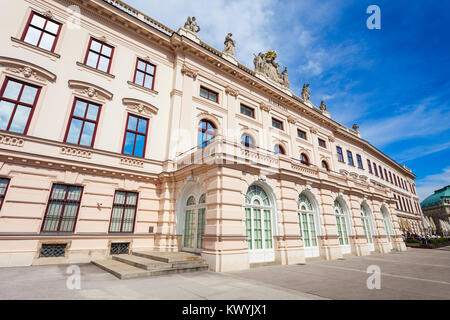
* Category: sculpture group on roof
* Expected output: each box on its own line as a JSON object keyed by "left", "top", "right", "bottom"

{"left": 253, "top": 51, "right": 290, "bottom": 89}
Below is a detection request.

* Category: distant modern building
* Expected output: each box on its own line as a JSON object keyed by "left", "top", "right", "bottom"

{"left": 0, "top": 0, "right": 424, "bottom": 271}
{"left": 421, "top": 186, "right": 450, "bottom": 237}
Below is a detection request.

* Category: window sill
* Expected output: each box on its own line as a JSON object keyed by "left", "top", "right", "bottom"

{"left": 76, "top": 62, "right": 115, "bottom": 79}
{"left": 127, "top": 81, "right": 158, "bottom": 96}
{"left": 11, "top": 37, "right": 61, "bottom": 59}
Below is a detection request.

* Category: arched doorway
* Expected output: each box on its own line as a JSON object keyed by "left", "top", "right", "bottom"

{"left": 182, "top": 194, "right": 207, "bottom": 253}
{"left": 360, "top": 202, "right": 376, "bottom": 252}
{"left": 244, "top": 184, "right": 275, "bottom": 263}
{"left": 381, "top": 205, "right": 394, "bottom": 250}
{"left": 298, "top": 193, "right": 320, "bottom": 257}
{"left": 334, "top": 199, "right": 352, "bottom": 254}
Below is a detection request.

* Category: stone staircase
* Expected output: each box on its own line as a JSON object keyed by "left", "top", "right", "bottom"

{"left": 92, "top": 251, "right": 209, "bottom": 280}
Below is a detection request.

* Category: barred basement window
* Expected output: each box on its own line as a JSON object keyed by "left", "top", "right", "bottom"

{"left": 110, "top": 242, "right": 130, "bottom": 255}
{"left": 0, "top": 178, "right": 10, "bottom": 211}
{"left": 39, "top": 244, "right": 67, "bottom": 257}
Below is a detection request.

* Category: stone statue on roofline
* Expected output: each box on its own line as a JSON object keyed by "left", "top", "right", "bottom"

{"left": 223, "top": 33, "right": 236, "bottom": 57}
{"left": 184, "top": 16, "right": 200, "bottom": 33}
{"left": 301, "top": 83, "right": 310, "bottom": 101}
{"left": 320, "top": 100, "right": 327, "bottom": 111}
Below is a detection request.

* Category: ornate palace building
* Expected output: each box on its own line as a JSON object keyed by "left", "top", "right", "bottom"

{"left": 0, "top": 0, "right": 425, "bottom": 271}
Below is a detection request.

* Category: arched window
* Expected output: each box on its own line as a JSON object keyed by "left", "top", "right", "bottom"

{"left": 183, "top": 194, "right": 207, "bottom": 250}
{"left": 198, "top": 119, "right": 216, "bottom": 148}
{"left": 244, "top": 185, "right": 274, "bottom": 263}
{"left": 298, "top": 194, "right": 318, "bottom": 253}
{"left": 300, "top": 153, "right": 309, "bottom": 165}
{"left": 241, "top": 134, "right": 254, "bottom": 148}
{"left": 360, "top": 203, "right": 375, "bottom": 248}
{"left": 334, "top": 200, "right": 350, "bottom": 247}
{"left": 321, "top": 160, "right": 329, "bottom": 171}
{"left": 274, "top": 144, "right": 285, "bottom": 155}
{"left": 381, "top": 206, "right": 394, "bottom": 244}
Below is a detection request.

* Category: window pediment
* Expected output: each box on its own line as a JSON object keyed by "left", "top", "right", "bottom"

{"left": 68, "top": 80, "right": 113, "bottom": 101}
{"left": 0, "top": 56, "right": 57, "bottom": 83}
{"left": 122, "top": 98, "right": 158, "bottom": 116}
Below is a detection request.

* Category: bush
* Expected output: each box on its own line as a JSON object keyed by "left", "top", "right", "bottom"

{"left": 406, "top": 239, "right": 420, "bottom": 243}
{"left": 429, "top": 238, "right": 449, "bottom": 244}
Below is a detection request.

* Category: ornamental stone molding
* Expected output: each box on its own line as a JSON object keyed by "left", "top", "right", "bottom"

{"left": 120, "top": 157, "right": 144, "bottom": 168}
{"left": 181, "top": 64, "right": 198, "bottom": 79}
{"left": 309, "top": 127, "right": 319, "bottom": 134}
{"left": 0, "top": 134, "right": 25, "bottom": 147}
{"left": 68, "top": 80, "right": 113, "bottom": 101}
{"left": 0, "top": 56, "right": 57, "bottom": 83}
{"left": 259, "top": 102, "right": 272, "bottom": 112}
{"left": 60, "top": 146, "right": 92, "bottom": 159}
{"left": 122, "top": 98, "right": 159, "bottom": 116}
{"left": 328, "top": 135, "right": 336, "bottom": 143}
{"left": 287, "top": 115, "right": 296, "bottom": 124}
{"left": 225, "top": 86, "right": 239, "bottom": 97}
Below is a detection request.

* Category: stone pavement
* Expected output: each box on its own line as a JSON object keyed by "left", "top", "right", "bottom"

{"left": 0, "top": 248, "right": 448, "bottom": 300}
{"left": 228, "top": 248, "right": 450, "bottom": 300}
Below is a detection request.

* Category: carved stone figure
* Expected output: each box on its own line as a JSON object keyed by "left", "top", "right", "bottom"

{"left": 223, "top": 33, "right": 236, "bottom": 56}
{"left": 281, "top": 67, "right": 289, "bottom": 88}
{"left": 184, "top": 16, "right": 200, "bottom": 33}
{"left": 320, "top": 100, "right": 327, "bottom": 111}
{"left": 253, "top": 51, "right": 289, "bottom": 89}
{"left": 301, "top": 83, "right": 310, "bottom": 101}
{"left": 352, "top": 123, "right": 360, "bottom": 132}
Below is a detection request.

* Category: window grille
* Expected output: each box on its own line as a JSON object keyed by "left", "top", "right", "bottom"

{"left": 110, "top": 242, "right": 130, "bottom": 255}
{"left": 39, "top": 244, "right": 67, "bottom": 257}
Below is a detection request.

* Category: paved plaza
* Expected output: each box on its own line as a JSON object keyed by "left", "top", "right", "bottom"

{"left": 0, "top": 248, "right": 448, "bottom": 300}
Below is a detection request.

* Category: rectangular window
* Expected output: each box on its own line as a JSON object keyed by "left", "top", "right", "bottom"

{"left": 109, "top": 191, "right": 138, "bottom": 233}
{"left": 133, "top": 59, "right": 156, "bottom": 90}
{"left": 0, "top": 178, "right": 10, "bottom": 211}
{"left": 356, "top": 154, "right": 363, "bottom": 169}
{"left": 347, "top": 151, "right": 354, "bottom": 166}
{"left": 373, "top": 163, "right": 378, "bottom": 176}
{"left": 41, "top": 184, "right": 83, "bottom": 232}
{"left": 389, "top": 171, "right": 393, "bottom": 184}
{"left": 0, "top": 78, "right": 41, "bottom": 134}
{"left": 367, "top": 159, "right": 373, "bottom": 174}
{"left": 240, "top": 104, "right": 255, "bottom": 118}
{"left": 64, "top": 98, "right": 101, "bottom": 147}
{"left": 122, "top": 114, "right": 149, "bottom": 157}
{"left": 272, "top": 118, "right": 283, "bottom": 130}
{"left": 297, "top": 129, "right": 307, "bottom": 140}
{"left": 393, "top": 174, "right": 398, "bottom": 186}
{"left": 379, "top": 166, "right": 384, "bottom": 179}
{"left": 336, "top": 146, "right": 344, "bottom": 162}
{"left": 200, "top": 86, "right": 218, "bottom": 103}
{"left": 384, "top": 169, "right": 388, "bottom": 182}
{"left": 318, "top": 138, "right": 326, "bottom": 148}
{"left": 84, "top": 38, "right": 114, "bottom": 73}
{"left": 21, "top": 11, "right": 62, "bottom": 52}
{"left": 394, "top": 195, "right": 399, "bottom": 210}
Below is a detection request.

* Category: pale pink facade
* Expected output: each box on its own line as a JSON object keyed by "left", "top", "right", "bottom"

{"left": 0, "top": 0, "right": 424, "bottom": 271}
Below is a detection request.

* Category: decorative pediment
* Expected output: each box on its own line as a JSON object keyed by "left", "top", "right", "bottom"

{"left": 181, "top": 64, "right": 198, "bottom": 79}
{"left": 0, "top": 56, "right": 56, "bottom": 83}
{"left": 68, "top": 80, "right": 113, "bottom": 101}
{"left": 123, "top": 98, "right": 158, "bottom": 116}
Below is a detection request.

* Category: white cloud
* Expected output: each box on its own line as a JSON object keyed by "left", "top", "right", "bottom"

{"left": 128, "top": 0, "right": 278, "bottom": 66}
{"left": 415, "top": 167, "right": 450, "bottom": 201}
{"left": 393, "top": 141, "right": 450, "bottom": 162}
{"left": 299, "top": 60, "right": 323, "bottom": 76}
{"left": 360, "top": 102, "right": 450, "bottom": 147}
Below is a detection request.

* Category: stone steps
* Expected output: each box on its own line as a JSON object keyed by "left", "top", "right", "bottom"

{"left": 91, "top": 251, "right": 208, "bottom": 280}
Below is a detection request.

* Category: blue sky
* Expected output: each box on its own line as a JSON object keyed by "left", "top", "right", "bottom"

{"left": 126, "top": 0, "right": 450, "bottom": 200}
